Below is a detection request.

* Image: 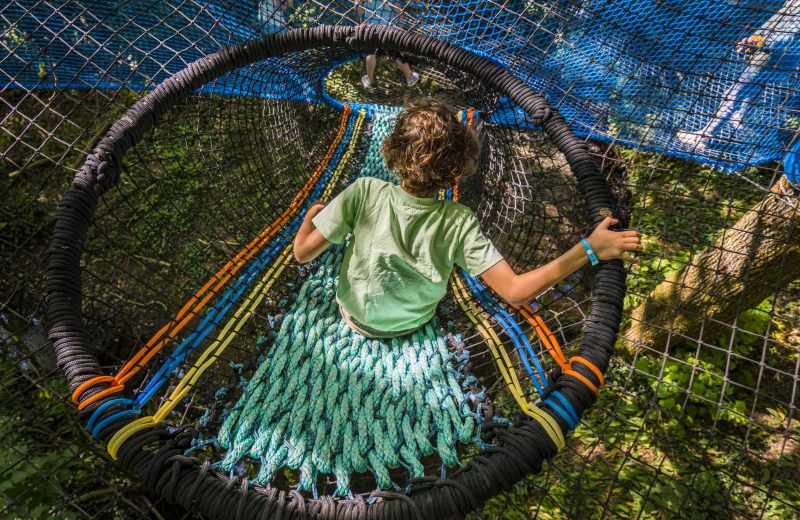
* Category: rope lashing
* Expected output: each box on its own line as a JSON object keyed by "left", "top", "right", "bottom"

{"left": 73, "top": 105, "right": 354, "bottom": 411}
{"left": 154, "top": 110, "right": 367, "bottom": 415}
{"left": 448, "top": 272, "right": 565, "bottom": 449}
{"left": 107, "top": 109, "right": 367, "bottom": 456}
{"left": 443, "top": 109, "right": 564, "bottom": 447}
{"left": 108, "top": 244, "right": 294, "bottom": 459}
{"left": 91, "top": 243, "right": 299, "bottom": 437}
{"left": 461, "top": 273, "right": 550, "bottom": 394}
{"left": 453, "top": 109, "right": 604, "bottom": 431}
{"left": 517, "top": 305, "right": 604, "bottom": 394}
{"left": 95, "top": 222, "right": 299, "bottom": 434}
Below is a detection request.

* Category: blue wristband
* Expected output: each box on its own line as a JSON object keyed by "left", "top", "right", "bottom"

{"left": 581, "top": 238, "right": 599, "bottom": 266}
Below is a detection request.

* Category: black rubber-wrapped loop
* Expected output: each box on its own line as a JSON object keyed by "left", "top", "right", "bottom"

{"left": 47, "top": 24, "right": 625, "bottom": 520}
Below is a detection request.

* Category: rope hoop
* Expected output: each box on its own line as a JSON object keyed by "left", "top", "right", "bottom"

{"left": 47, "top": 24, "right": 626, "bottom": 519}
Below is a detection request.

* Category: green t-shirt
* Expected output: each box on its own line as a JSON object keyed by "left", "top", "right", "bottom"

{"left": 312, "top": 177, "right": 503, "bottom": 332}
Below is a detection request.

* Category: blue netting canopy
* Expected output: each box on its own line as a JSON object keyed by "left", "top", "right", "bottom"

{"left": 5, "top": 1, "right": 800, "bottom": 171}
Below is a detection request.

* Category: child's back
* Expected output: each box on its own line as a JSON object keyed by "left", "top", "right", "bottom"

{"left": 312, "top": 176, "right": 501, "bottom": 335}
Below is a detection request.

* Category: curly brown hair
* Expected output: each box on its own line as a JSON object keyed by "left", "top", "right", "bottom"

{"left": 382, "top": 98, "right": 479, "bottom": 197}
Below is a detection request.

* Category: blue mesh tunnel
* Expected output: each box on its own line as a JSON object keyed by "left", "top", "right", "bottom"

{"left": 1, "top": 1, "right": 799, "bottom": 519}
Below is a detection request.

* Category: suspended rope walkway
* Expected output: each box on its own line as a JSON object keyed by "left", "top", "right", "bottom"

{"left": 45, "top": 25, "right": 625, "bottom": 519}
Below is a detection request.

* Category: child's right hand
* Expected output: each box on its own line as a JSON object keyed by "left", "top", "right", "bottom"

{"left": 587, "top": 217, "right": 642, "bottom": 263}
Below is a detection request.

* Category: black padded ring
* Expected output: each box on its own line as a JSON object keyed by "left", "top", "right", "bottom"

{"left": 47, "top": 24, "right": 625, "bottom": 520}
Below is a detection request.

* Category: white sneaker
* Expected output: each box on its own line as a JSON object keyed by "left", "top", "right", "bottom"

{"left": 361, "top": 75, "right": 373, "bottom": 88}
{"left": 407, "top": 72, "right": 420, "bottom": 87}
{"left": 675, "top": 130, "right": 708, "bottom": 152}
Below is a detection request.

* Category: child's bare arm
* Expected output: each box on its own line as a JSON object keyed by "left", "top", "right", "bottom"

{"left": 293, "top": 203, "right": 331, "bottom": 263}
{"left": 480, "top": 217, "right": 641, "bottom": 306}
{"left": 480, "top": 247, "right": 588, "bottom": 306}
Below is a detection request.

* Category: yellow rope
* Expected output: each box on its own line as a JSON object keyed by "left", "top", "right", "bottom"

{"left": 449, "top": 108, "right": 564, "bottom": 449}
{"left": 73, "top": 106, "right": 354, "bottom": 411}
{"left": 449, "top": 273, "right": 565, "bottom": 449}
{"left": 108, "top": 109, "right": 367, "bottom": 459}
{"left": 107, "top": 245, "right": 293, "bottom": 458}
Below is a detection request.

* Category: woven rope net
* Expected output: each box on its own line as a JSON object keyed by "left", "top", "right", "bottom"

{"left": 1, "top": 2, "right": 799, "bottom": 519}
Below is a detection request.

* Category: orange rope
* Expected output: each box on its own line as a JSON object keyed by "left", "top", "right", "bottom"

{"left": 516, "top": 304, "right": 602, "bottom": 394}
{"left": 72, "top": 105, "right": 353, "bottom": 409}
{"left": 565, "top": 356, "right": 605, "bottom": 394}
{"left": 517, "top": 304, "right": 566, "bottom": 366}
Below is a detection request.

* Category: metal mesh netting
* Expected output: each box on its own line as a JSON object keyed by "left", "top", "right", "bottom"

{"left": 1, "top": 1, "right": 798, "bottom": 519}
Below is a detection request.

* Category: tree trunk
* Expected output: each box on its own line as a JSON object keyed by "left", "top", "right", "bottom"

{"left": 624, "top": 175, "right": 800, "bottom": 351}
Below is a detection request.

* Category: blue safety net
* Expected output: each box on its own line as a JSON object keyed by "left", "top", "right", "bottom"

{"left": 3, "top": 0, "right": 800, "bottom": 172}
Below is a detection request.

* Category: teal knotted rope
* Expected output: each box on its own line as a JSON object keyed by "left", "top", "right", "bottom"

{"left": 216, "top": 113, "right": 481, "bottom": 496}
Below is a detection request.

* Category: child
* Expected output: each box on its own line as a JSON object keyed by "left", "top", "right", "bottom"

{"left": 362, "top": 53, "right": 420, "bottom": 89}
{"left": 358, "top": 1, "right": 420, "bottom": 88}
{"left": 294, "top": 99, "right": 641, "bottom": 339}
{"left": 675, "top": 1, "right": 800, "bottom": 151}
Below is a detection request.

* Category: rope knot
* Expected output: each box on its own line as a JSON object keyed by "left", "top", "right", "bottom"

{"left": 72, "top": 374, "right": 124, "bottom": 409}
{"left": 529, "top": 106, "right": 552, "bottom": 126}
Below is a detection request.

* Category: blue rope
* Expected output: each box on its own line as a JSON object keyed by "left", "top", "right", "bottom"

{"left": 87, "top": 112, "right": 360, "bottom": 437}
{"left": 544, "top": 391, "right": 580, "bottom": 430}
{"left": 453, "top": 109, "right": 581, "bottom": 424}
{"left": 461, "top": 273, "right": 551, "bottom": 395}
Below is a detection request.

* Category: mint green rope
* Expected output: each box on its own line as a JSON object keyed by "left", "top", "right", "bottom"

{"left": 217, "top": 113, "right": 479, "bottom": 496}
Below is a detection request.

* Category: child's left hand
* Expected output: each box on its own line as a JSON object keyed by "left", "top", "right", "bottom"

{"left": 587, "top": 217, "right": 642, "bottom": 263}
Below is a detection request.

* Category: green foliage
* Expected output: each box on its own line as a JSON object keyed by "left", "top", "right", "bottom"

{"left": 2, "top": 28, "right": 27, "bottom": 46}
{"left": 636, "top": 349, "right": 748, "bottom": 427}
{"left": 0, "top": 359, "right": 88, "bottom": 518}
{"left": 617, "top": 147, "right": 781, "bottom": 339}
{"left": 477, "top": 141, "right": 797, "bottom": 517}
{"left": 0, "top": 345, "right": 175, "bottom": 519}
{"left": 630, "top": 296, "right": 772, "bottom": 427}
{"left": 0, "top": 443, "right": 81, "bottom": 519}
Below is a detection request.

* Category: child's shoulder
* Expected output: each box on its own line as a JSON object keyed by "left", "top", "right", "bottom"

{"left": 442, "top": 199, "right": 476, "bottom": 218}
{"left": 352, "top": 176, "right": 392, "bottom": 192}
